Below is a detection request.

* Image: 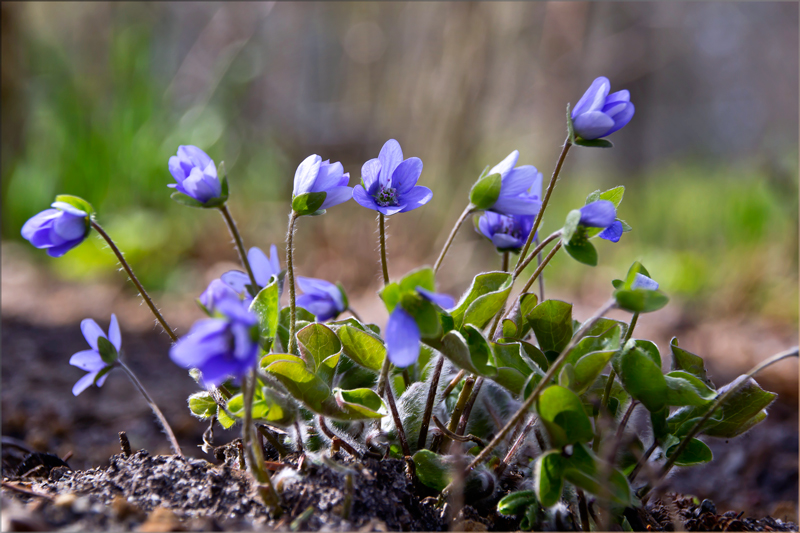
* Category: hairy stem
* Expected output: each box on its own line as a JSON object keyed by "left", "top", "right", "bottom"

{"left": 438, "top": 375, "right": 475, "bottom": 453}
{"left": 379, "top": 214, "right": 390, "bottom": 284}
{"left": 433, "top": 205, "right": 475, "bottom": 273}
{"left": 495, "top": 414, "right": 537, "bottom": 477}
{"left": 219, "top": 204, "right": 258, "bottom": 289}
{"left": 242, "top": 370, "right": 281, "bottom": 512}
{"left": 118, "top": 361, "right": 182, "bottom": 456}
{"left": 417, "top": 355, "right": 446, "bottom": 450}
{"left": 91, "top": 221, "right": 177, "bottom": 342}
{"left": 285, "top": 212, "right": 299, "bottom": 355}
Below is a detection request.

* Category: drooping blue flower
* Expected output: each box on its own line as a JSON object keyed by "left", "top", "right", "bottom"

{"left": 579, "top": 200, "right": 623, "bottom": 242}
{"left": 168, "top": 145, "right": 222, "bottom": 204}
{"left": 571, "top": 77, "right": 635, "bottom": 140}
{"left": 69, "top": 314, "right": 120, "bottom": 396}
{"left": 293, "top": 155, "right": 354, "bottom": 211}
{"left": 221, "top": 245, "right": 283, "bottom": 297}
{"left": 476, "top": 211, "right": 535, "bottom": 252}
{"left": 484, "top": 151, "right": 543, "bottom": 216}
{"left": 296, "top": 277, "right": 347, "bottom": 322}
{"left": 353, "top": 139, "right": 432, "bottom": 216}
{"left": 385, "top": 287, "right": 453, "bottom": 368}
{"left": 170, "top": 299, "right": 259, "bottom": 387}
{"left": 631, "top": 273, "right": 659, "bottom": 291}
{"left": 21, "top": 202, "right": 90, "bottom": 258}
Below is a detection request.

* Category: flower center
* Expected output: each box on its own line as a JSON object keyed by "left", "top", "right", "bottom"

{"left": 375, "top": 187, "right": 398, "bottom": 207}
{"left": 498, "top": 217, "right": 521, "bottom": 238}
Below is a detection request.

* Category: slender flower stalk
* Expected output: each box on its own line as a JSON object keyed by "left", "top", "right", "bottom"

{"left": 500, "top": 252, "right": 509, "bottom": 273}
{"left": 442, "top": 299, "right": 617, "bottom": 497}
{"left": 379, "top": 214, "right": 390, "bottom": 284}
{"left": 535, "top": 236, "right": 546, "bottom": 301}
{"left": 218, "top": 205, "right": 258, "bottom": 289}
{"left": 118, "top": 361, "right": 183, "bottom": 456}
{"left": 285, "top": 212, "right": 299, "bottom": 355}
{"left": 514, "top": 138, "right": 572, "bottom": 275}
{"left": 436, "top": 375, "right": 475, "bottom": 453}
{"left": 514, "top": 230, "right": 562, "bottom": 275}
{"left": 433, "top": 205, "right": 475, "bottom": 273}
{"left": 242, "top": 370, "right": 281, "bottom": 512}
{"left": 90, "top": 221, "right": 177, "bottom": 342}
{"left": 417, "top": 355, "right": 446, "bottom": 450}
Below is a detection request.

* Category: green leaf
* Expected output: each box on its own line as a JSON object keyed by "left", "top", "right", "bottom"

{"left": 277, "top": 306, "right": 315, "bottom": 354}
{"left": 536, "top": 385, "right": 594, "bottom": 448}
{"left": 462, "top": 325, "right": 495, "bottom": 375}
{"left": 574, "top": 138, "right": 614, "bottom": 148}
{"left": 501, "top": 293, "right": 539, "bottom": 341}
{"left": 440, "top": 330, "right": 496, "bottom": 377}
{"left": 188, "top": 392, "right": 217, "bottom": 419}
{"left": 562, "top": 443, "right": 631, "bottom": 506}
{"left": 292, "top": 191, "right": 327, "bottom": 216}
{"left": 593, "top": 186, "right": 625, "bottom": 209}
{"left": 497, "top": 491, "right": 538, "bottom": 516}
{"left": 399, "top": 266, "right": 436, "bottom": 294}
{"left": 55, "top": 194, "right": 94, "bottom": 216}
{"left": 450, "top": 271, "right": 513, "bottom": 330}
{"left": 630, "top": 339, "right": 661, "bottom": 368}
{"left": 564, "top": 239, "right": 598, "bottom": 266}
{"left": 296, "top": 323, "right": 341, "bottom": 372}
{"left": 322, "top": 388, "right": 385, "bottom": 420}
{"left": 493, "top": 367, "right": 529, "bottom": 396}
{"left": 469, "top": 173, "right": 503, "bottom": 210}
{"left": 170, "top": 191, "right": 207, "bottom": 208}
{"left": 667, "top": 438, "right": 713, "bottom": 467}
{"left": 670, "top": 337, "right": 712, "bottom": 386}
{"left": 96, "top": 336, "right": 118, "bottom": 365}
{"left": 493, "top": 341, "right": 539, "bottom": 376}
{"left": 400, "top": 294, "right": 441, "bottom": 339}
{"left": 217, "top": 406, "right": 235, "bottom": 429}
{"left": 336, "top": 325, "right": 385, "bottom": 372}
{"left": 379, "top": 282, "right": 402, "bottom": 313}
{"left": 249, "top": 279, "right": 280, "bottom": 351}
{"left": 561, "top": 209, "right": 582, "bottom": 243}
{"left": 413, "top": 449, "right": 452, "bottom": 492}
{"left": 534, "top": 451, "right": 567, "bottom": 507}
{"left": 528, "top": 300, "right": 573, "bottom": 354}
{"left": 569, "top": 350, "right": 616, "bottom": 395}
{"left": 262, "top": 356, "right": 331, "bottom": 412}
{"left": 253, "top": 388, "right": 297, "bottom": 426}
{"left": 614, "top": 343, "right": 668, "bottom": 412}
{"left": 582, "top": 318, "right": 627, "bottom": 344}
{"left": 614, "top": 288, "right": 669, "bottom": 314}
{"left": 664, "top": 371, "right": 716, "bottom": 407}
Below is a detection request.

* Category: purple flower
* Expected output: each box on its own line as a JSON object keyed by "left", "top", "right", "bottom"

{"left": 416, "top": 287, "right": 455, "bottom": 310}
{"left": 221, "top": 245, "right": 283, "bottom": 297}
{"left": 579, "top": 200, "right": 623, "bottom": 243}
{"left": 484, "top": 151, "right": 543, "bottom": 216}
{"left": 353, "top": 139, "right": 432, "bottom": 216}
{"left": 168, "top": 145, "right": 222, "bottom": 204}
{"left": 386, "top": 287, "right": 453, "bottom": 368}
{"left": 170, "top": 299, "right": 259, "bottom": 387}
{"left": 293, "top": 155, "right": 353, "bottom": 211}
{"left": 631, "top": 273, "right": 659, "bottom": 291}
{"left": 199, "top": 279, "right": 243, "bottom": 312}
{"left": 296, "top": 277, "right": 347, "bottom": 322}
{"left": 476, "top": 212, "right": 535, "bottom": 252}
{"left": 21, "top": 202, "right": 89, "bottom": 257}
{"left": 69, "top": 314, "right": 120, "bottom": 396}
{"left": 571, "top": 77, "right": 635, "bottom": 140}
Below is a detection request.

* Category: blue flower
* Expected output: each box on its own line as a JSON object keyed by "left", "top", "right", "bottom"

{"left": 579, "top": 200, "right": 623, "bottom": 242}
{"left": 386, "top": 287, "right": 453, "bottom": 368}
{"left": 353, "top": 139, "right": 432, "bottom": 215}
{"left": 476, "top": 212, "right": 535, "bottom": 252}
{"left": 69, "top": 314, "right": 120, "bottom": 396}
{"left": 199, "top": 279, "right": 243, "bottom": 313}
{"left": 21, "top": 202, "right": 90, "bottom": 258}
{"left": 170, "top": 299, "right": 259, "bottom": 387}
{"left": 631, "top": 273, "right": 659, "bottom": 291}
{"left": 296, "top": 277, "right": 347, "bottom": 322}
{"left": 221, "top": 245, "right": 283, "bottom": 297}
{"left": 168, "top": 145, "right": 223, "bottom": 204}
{"left": 293, "top": 155, "right": 354, "bottom": 211}
{"left": 484, "top": 151, "right": 543, "bottom": 216}
{"left": 571, "top": 77, "right": 635, "bottom": 140}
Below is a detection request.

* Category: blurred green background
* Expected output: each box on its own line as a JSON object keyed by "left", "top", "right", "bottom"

{"left": 2, "top": 1, "right": 798, "bottom": 326}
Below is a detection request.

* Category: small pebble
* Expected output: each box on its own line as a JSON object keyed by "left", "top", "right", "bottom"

{"left": 53, "top": 493, "right": 77, "bottom": 508}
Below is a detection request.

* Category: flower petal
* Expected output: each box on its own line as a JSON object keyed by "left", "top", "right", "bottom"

{"left": 579, "top": 200, "right": 617, "bottom": 228}
{"left": 46, "top": 240, "right": 83, "bottom": 257}
{"left": 312, "top": 161, "right": 346, "bottom": 193}
{"left": 183, "top": 167, "right": 221, "bottom": 203}
{"left": 293, "top": 154, "right": 322, "bottom": 197}
{"left": 572, "top": 111, "right": 615, "bottom": 140}
{"left": 376, "top": 204, "right": 407, "bottom": 216}
{"left": 69, "top": 350, "right": 105, "bottom": 371}
{"left": 319, "top": 185, "right": 354, "bottom": 210}
{"left": 360, "top": 159, "right": 382, "bottom": 195}
{"left": 353, "top": 185, "right": 381, "bottom": 212}
{"left": 488, "top": 150, "right": 519, "bottom": 179}
{"left": 602, "top": 102, "right": 635, "bottom": 137}
{"left": 81, "top": 319, "right": 106, "bottom": 350}
{"left": 72, "top": 372, "right": 98, "bottom": 396}
{"left": 268, "top": 244, "right": 281, "bottom": 275}
{"left": 178, "top": 145, "right": 213, "bottom": 170}
{"left": 386, "top": 307, "right": 420, "bottom": 368}
{"left": 605, "top": 89, "right": 630, "bottom": 105}
{"left": 53, "top": 212, "right": 86, "bottom": 241}
{"left": 572, "top": 77, "right": 610, "bottom": 117}
{"left": 169, "top": 156, "right": 187, "bottom": 183}
{"left": 248, "top": 247, "right": 274, "bottom": 287}
{"left": 108, "top": 314, "right": 122, "bottom": 351}
{"left": 391, "top": 157, "right": 423, "bottom": 194}
{"left": 598, "top": 220, "right": 623, "bottom": 243}
{"left": 500, "top": 165, "right": 538, "bottom": 197}
{"left": 398, "top": 186, "right": 432, "bottom": 213}
{"left": 21, "top": 210, "right": 58, "bottom": 241}
{"left": 631, "top": 273, "right": 659, "bottom": 291}
{"left": 490, "top": 195, "right": 541, "bottom": 216}
{"left": 221, "top": 271, "right": 250, "bottom": 294}
{"left": 170, "top": 319, "right": 230, "bottom": 369}
{"left": 417, "top": 287, "right": 455, "bottom": 310}
{"left": 378, "top": 139, "right": 403, "bottom": 189}
{"left": 491, "top": 233, "right": 524, "bottom": 250}
{"left": 198, "top": 354, "right": 237, "bottom": 387}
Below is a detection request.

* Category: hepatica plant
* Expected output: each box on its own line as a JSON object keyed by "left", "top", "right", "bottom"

{"left": 22, "top": 77, "right": 797, "bottom": 527}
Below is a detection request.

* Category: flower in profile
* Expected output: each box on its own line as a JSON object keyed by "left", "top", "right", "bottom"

{"left": 199, "top": 279, "right": 243, "bottom": 313}
{"left": 579, "top": 200, "right": 623, "bottom": 242}
{"left": 296, "top": 277, "right": 347, "bottom": 322}
{"left": 21, "top": 202, "right": 90, "bottom": 257}
{"left": 484, "top": 151, "right": 543, "bottom": 216}
{"left": 476, "top": 212, "right": 535, "bottom": 252}
{"left": 170, "top": 299, "right": 259, "bottom": 387}
{"left": 353, "top": 139, "right": 432, "bottom": 215}
{"left": 292, "top": 155, "right": 354, "bottom": 213}
{"left": 168, "top": 145, "right": 223, "bottom": 204}
{"left": 69, "top": 314, "right": 120, "bottom": 396}
{"left": 386, "top": 287, "right": 453, "bottom": 368}
{"left": 631, "top": 273, "right": 659, "bottom": 291}
{"left": 571, "top": 77, "right": 635, "bottom": 140}
{"left": 221, "top": 245, "right": 283, "bottom": 297}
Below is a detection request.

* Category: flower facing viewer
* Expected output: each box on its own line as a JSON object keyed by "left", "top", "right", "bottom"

{"left": 296, "top": 277, "right": 347, "bottom": 322}
{"left": 69, "top": 314, "right": 121, "bottom": 396}
{"left": 571, "top": 77, "right": 635, "bottom": 141}
{"left": 476, "top": 212, "right": 535, "bottom": 252}
{"left": 353, "top": 139, "right": 432, "bottom": 215}
{"left": 21, "top": 202, "right": 90, "bottom": 257}
{"left": 168, "top": 145, "right": 223, "bottom": 204}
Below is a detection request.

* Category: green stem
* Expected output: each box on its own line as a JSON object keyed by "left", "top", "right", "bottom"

{"left": 118, "top": 361, "right": 182, "bottom": 456}
{"left": 433, "top": 204, "right": 475, "bottom": 273}
{"left": 514, "top": 138, "right": 572, "bottom": 274}
{"left": 379, "top": 214, "right": 390, "bottom": 284}
{"left": 219, "top": 204, "right": 258, "bottom": 289}
{"left": 242, "top": 370, "right": 281, "bottom": 512}
{"left": 438, "top": 375, "right": 475, "bottom": 453}
{"left": 443, "top": 298, "right": 617, "bottom": 496}
{"left": 285, "top": 212, "right": 299, "bottom": 355}
{"left": 91, "top": 221, "right": 177, "bottom": 342}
